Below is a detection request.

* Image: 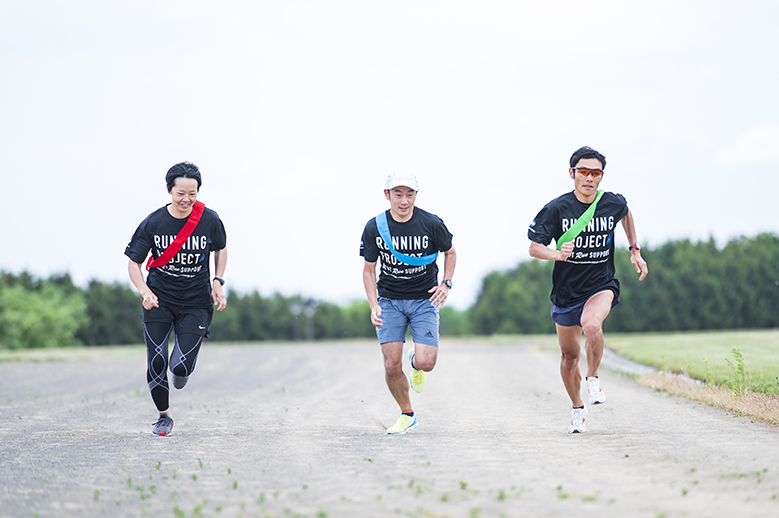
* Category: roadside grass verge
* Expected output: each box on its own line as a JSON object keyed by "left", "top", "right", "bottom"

{"left": 635, "top": 371, "right": 779, "bottom": 425}
{"left": 606, "top": 330, "right": 779, "bottom": 393}
{"left": 0, "top": 344, "right": 146, "bottom": 362}
{"left": 607, "top": 330, "right": 779, "bottom": 426}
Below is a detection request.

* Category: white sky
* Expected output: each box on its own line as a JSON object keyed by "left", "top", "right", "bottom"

{"left": 2, "top": 1, "right": 778, "bottom": 309}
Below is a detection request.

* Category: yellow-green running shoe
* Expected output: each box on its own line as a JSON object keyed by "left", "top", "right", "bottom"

{"left": 408, "top": 349, "right": 426, "bottom": 393}
{"left": 386, "top": 414, "right": 418, "bottom": 435}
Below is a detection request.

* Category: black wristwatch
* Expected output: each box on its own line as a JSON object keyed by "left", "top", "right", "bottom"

{"left": 442, "top": 279, "right": 453, "bottom": 289}
{"left": 213, "top": 277, "right": 225, "bottom": 286}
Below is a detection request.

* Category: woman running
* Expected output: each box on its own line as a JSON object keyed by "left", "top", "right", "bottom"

{"left": 125, "top": 162, "right": 228, "bottom": 436}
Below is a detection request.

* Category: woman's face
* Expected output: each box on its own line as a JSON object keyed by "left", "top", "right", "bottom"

{"left": 168, "top": 177, "right": 199, "bottom": 217}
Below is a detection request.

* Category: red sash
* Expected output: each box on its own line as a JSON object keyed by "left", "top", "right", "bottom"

{"left": 146, "top": 201, "right": 206, "bottom": 271}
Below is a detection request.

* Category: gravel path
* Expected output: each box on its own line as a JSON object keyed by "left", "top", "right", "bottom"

{"left": 1, "top": 339, "right": 778, "bottom": 518}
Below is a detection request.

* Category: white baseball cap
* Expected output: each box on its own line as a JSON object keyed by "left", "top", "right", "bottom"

{"left": 385, "top": 170, "right": 419, "bottom": 191}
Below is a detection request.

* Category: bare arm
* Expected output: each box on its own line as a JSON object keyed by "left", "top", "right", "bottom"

{"left": 362, "top": 260, "right": 382, "bottom": 327}
{"left": 128, "top": 260, "right": 159, "bottom": 310}
{"left": 212, "top": 246, "right": 228, "bottom": 311}
{"left": 429, "top": 245, "right": 456, "bottom": 308}
{"left": 620, "top": 210, "right": 648, "bottom": 281}
{"left": 529, "top": 240, "right": 574, "bottom": 262}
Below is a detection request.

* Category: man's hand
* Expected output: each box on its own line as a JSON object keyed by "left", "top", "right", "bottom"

{"left": 558, "top": 241, "right": 574, "bottom": 261}
{"left": 141, "top": 290, "right": 159, "bottom": 311}
{"left": 212, "top": 282, "right": 227, "bottom": 311}
{"left": 631, "top": 251, "right": 649, "bottom": 281}
{"left": 428, "top": 284, "right": 450, "bottom": 308}
{"left": 370, "top": 304, "right": 383, "bottom": 327}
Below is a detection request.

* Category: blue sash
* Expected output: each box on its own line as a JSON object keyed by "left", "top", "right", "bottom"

{"left": 375, "top": 211, "right": 439, "bottom": 266}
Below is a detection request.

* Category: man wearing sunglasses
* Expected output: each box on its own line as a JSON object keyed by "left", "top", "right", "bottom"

{"left": 528, "top": 146, "right": 648, "bottom": 434}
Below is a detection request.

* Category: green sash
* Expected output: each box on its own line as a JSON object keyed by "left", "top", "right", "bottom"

{"left": 555, "top": 190, "right": 605, "bottom": 250}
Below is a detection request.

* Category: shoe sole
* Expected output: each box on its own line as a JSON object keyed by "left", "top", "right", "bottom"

{"left": 387, "top": 422, "right": 418, "bottom": 435}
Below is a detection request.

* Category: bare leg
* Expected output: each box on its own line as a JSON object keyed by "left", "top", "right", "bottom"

{"left": 381, "top": 341, "right": 411, "bottom": 412}
{"left": 411, "top": 342, "right": 438, "bottom": 371}
{"left": 581, "top": 290, "right": 615, "bottom": 378}
{"left": 556, "top": 324, "right": 584, "bottom": 408}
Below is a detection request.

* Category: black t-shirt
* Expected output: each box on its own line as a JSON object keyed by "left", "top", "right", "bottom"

{"left": 360, "top": 207, "right": 453, "bottom": 300}
{"left": 528, "top": 191, "right": 629, "bottom": 307}
{"left": 125, "top": 205, "right": 227, "bottom": 308}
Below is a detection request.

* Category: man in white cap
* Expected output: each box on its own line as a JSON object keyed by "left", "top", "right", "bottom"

{"left": 360, "top": 170, "right": 457, "bottom": 434}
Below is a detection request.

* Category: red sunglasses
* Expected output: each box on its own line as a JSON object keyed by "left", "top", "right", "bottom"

{"left": 574, "top": 167, "right": 604, "bottom": 178}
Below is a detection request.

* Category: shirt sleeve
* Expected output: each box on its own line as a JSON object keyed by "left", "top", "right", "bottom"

{"left": 614, "top": 193, "right": 629, "bottom": 221}
{"left": 124, "top": 218, "right": 152, "bottom": 263}
{"left": 528, "top": 204, "right": 555, "bottom": 246}
{"left": 360, "top": 219, "right": 380, "bottom": 262}
{"left": 209, "top": 211, "right": 227, "bottom": 251}
{"left": 434, "top": 217, "right": 454, "bottom": 252}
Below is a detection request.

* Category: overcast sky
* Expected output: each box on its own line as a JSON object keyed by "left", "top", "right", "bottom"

{"left": 2, "top": 1, "right": 778, "bottom": 309}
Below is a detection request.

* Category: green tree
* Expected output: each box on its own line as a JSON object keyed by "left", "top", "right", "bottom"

{"left": 0, "top": 282, "right": 88, "bottom": 349}
{"left": 469, "top": 260, "right": 554, "bottom": 335}
{"left": 76, "top": 281, "right": 143, "bottom": 345}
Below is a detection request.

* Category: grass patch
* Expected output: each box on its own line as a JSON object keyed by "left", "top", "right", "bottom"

{"left": 606, "top": 330, "right": 779, "bottom": 425}
{"left": 0, "top": 345, "right": 145, "bottom": 362}
{"left": 607, "top": 330, "right": 779, "bottom": 393}
{"left": 635, "top": 371, "right": 779, "bottom": 425}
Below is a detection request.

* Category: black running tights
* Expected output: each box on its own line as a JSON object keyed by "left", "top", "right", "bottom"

{"left": 143, "top": 322, "right": 204, "bottom": 412}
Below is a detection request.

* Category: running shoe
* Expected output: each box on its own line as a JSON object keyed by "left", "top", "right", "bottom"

{"left": 568, "top": 406, "right": 587, "bottom": 434}
{"left": 152, "top": 415, "right": 174, "bottom": 436}
{"left": 172, "top": 373, "right": 189, "bottom": 390}
{"left": 408, "top": 349, "right": 426, "bottom": 393}
{"left": 386, "top": 414, "right": 418, "bottom": 435}
{"left": 586, "top": 377, "right": 607, "bottom": 405}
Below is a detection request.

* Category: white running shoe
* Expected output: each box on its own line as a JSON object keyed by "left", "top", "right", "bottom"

{"left": 568, "top": 406, "right": 588, "bottom": 434}
{"left": 386, "top": 414, "right": 418, "bottom": 435}
{"left": 586, "top": 377, "right": 607, "bottom": 405}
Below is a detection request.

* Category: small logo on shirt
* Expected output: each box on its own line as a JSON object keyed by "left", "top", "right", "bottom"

{"left": 199, "top": 326, "right": 206, "bottom": 330}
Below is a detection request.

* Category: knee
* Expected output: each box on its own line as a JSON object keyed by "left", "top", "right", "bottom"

{"left": 560, "top": 352, "right": 579, "bottom": 371}
{"left": 384, "top": 357, "right": 403, "bottom": 375}
{"left": 581, "top": 320, "right": 603, "bottom": 340}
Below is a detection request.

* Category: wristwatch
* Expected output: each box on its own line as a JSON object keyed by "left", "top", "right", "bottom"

{"left": 628, "top": 243, "right": 641, "bottom": 251}
{"left": 442, "top": 279, "right": 453, "bottom": 289}
{"left": 213, "top": 277, "right": 226, "bottom": 286}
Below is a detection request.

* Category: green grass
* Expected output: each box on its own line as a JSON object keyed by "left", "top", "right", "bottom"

{"left": 607, "top": 330, "right": 779, "bottom": 393}
{"left": 0, "top": 345, "right": 145, "bottom": 362}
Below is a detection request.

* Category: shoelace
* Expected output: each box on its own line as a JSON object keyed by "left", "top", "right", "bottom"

{"left": 154, "top": 416, "right": 173, "bottom": 427}
{"left": 397, "top": 416, "right": 414, "bottom": 425}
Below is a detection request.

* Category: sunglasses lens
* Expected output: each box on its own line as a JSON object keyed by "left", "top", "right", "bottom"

{"left": 577, "top": 168, "right": 602, "bottom": 177}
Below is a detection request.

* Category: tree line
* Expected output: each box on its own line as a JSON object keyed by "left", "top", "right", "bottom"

{"left": 469, "top": 233, "right": 779, "bottom": 334}
{"left": 1, "top": 233, "right": 777, "bottom": 349}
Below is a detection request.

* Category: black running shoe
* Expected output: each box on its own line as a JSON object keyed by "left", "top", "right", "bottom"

{"left": 172, "top": 373, "right": 189, "bottom": 389}
{"left": 152, "top": 415, "right": 174, "bottom": 436}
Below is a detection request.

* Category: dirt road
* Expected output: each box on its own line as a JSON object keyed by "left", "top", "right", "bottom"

{"left": 1, "top": 339, "right": 778, "bottom": 517}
